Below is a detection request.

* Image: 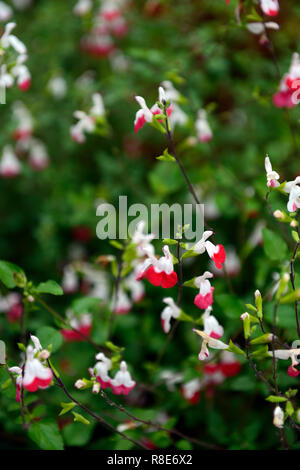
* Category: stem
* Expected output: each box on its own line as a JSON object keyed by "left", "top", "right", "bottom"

{"left": 47, "top": 360, "right": 146, "bottom": 449}
{"left": 108, "top": 249, "right": 124, "bottom": 339}
{"left": 100, "top": 390, "right": 220, "bottom": 449}
{"left": 289, "top": 240, "right": 300, "bottom": 338}
{"left": 36, "top": 296, "right": 109, "bottom": 354}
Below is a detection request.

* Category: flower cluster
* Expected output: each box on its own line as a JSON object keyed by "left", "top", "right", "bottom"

{"left": 273, "top": 52, "right": 300, "bottom": 108}
{"left": 0, "top": 22, "right": 31, "bottom": 93}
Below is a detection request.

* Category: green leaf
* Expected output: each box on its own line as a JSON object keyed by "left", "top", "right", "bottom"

{"left": 182, "top": 249, "right": 198, "bottom": 259}
{"left": 250, "top": 334, "right": 272, "bottom": 345}
{"left": 72, "top": 411, "right": 90, "bottom": 425}
{"left": 0, "top": 261, "right": 26, "bottom": 288}
{"left": 262, "top": 228, "right": 288, "bottom": 262}
{"left": 280, "top": 289, "right": 300, "bottom": 304}
{"left": 36, "top": 280, "right": 63, "bottom": 296}
{"left": 156, "top": 149, "right": 175, "bottom": 162}
{"left": 36, "top": 326, "right": 63, "bottom": 353}
{"left": 178, "top": 310, "right": 193, "bottom": 322}
{"left": 162, "top": 238, "right": 177, "bottom": 245}
{"left": 109, "top": 240, "right": 123, "bottom": 250}
{"left": 227, "top": 340, "right": 246, "bottom": 356}
{"left": 245, "top": 303, "right": 257, "bottom": 313}
{"left": 28, "top": 421, "right": 64, "bottom": 450}
{"left": 286, "top": 401, "right": 294, "bottom": 416}
{"left": 183, "top": 277, "right": 197, "bottom": 288}
{"left": 59, "top": 402, "right": 76, "bottom": 416}
{"left": 266, "top": 395, "right": 287, "bottom": 403}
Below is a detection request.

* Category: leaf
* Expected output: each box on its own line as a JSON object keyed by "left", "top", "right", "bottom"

{"left": 0, "top": 261, "right": 26, "bottom": 288}
{"left": 162, "top": 238, "right": 177, "bottom": 245}
{"left": 286, "top": 401, "right": 294, "bottom": 416}
{"left": 182, "top": 249, "right": 198, "bottom": 259}
{"left": 109, "top": 240, "right": 123, "bottom": 250}
{"left": 72, "top": 411, "right": 90, "bottom": 425}
{"left": 36, "top": 326, "right": 63, "bottom": 353}
{"left": 28, "top": 421, "right": 64, "bottom": 450}
{"left": 280, "top": 289, "right": 300, "bottom": 304}
{"left": 227, "top": 340, "right": 246, "bottom": 356}
{"left": 262, "top": 228, "right": 288, "bottom": 262}
{"left": 36, "top": 280, "right": 63, "bottom": 296}
{"left": 183, "top": 277, "right": 197, "bottom": 288}
{"left": 266, "top": 395, "right": 287, "bottom": 403}
{"left": 59, "top": 402, "right": 76, "bottom": 416}
{"left": 156, "top": 149, "right": 175, "bottom": 163}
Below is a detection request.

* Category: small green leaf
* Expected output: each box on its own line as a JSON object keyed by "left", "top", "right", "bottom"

{"left": 266, "top": 395, "right": 287, "bottom": 403}
{"left": 36, "top": 280, "right": 63, "bottom": 296}
{"left": 280, "top": 290, "right": 300, "bottom": 304}
{"left": 59, "top": 402, "right": 76, "bottom": 416}
{"left": 182, "top": 249, "right": 198, "bottom": 259}
{"left": 183, "top": 277, "right": 197, "bottom": 288}
{"left": 286, "top": 401, "right": 294, "bottom": 416}
{"left": 250, "top": 334, "right": 272, "bottom": 345}
{"left": 245, "top": 304, "right": 257, "bottom": 313}
{"left": 109, "top": 240, "right": 123, "bottom": 250}
{"left": 227, "top": 340, "right": 246, "bottom": 356}
{"left": 292, "top": 231, "right": 300, "bottom": 243}
{"left": 162, "top": 238, "right": 177, "bottom": 245}
{"left": 17, "top": 342, "right": 26, "bottom": 352}
{"left": 72, "top": 412, "right": 90, "bottom": 425}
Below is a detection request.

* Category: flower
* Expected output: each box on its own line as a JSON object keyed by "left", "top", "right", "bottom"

{"left": 219, "top": 351, "right": 241, "bottom": 377}
{"left": 89, "top": 352, "right": 112, "bottom": 389}
{"left": 112, "top": 288, "right": 132, "bottom": 315}
{"left": 205, "top": 241, "right": 226, "bottom": 269}
{"left": 22, "top": 339, "right": 52, "bottom": 392}
{"left": 195, "top": 110, "right": 212, "bottom": 143}
{"left": 0, "top": 292, "right": 23, "bottom": 322}
{"left": 273, "top": 406, "right": 284, "bottom": 428}
{"left": 0, "top": 145, "right": 21, "bottom": 178}
{"left": 62, "top": 265, "right": 79, "bottom": 294}
{"left": 193, "top": 328, "right": 228, "bottom": 361}
{"left": 284, "top": 177, "right": 300, "bottom": 212}
{"left": 273, "top": 53, "right": 300, "bottom": 108}
{"left": 180, "top": 378, "right": 202, "bottom": 405}
{"left": 210, "top": 247, "right": 240, "bottom": 278}
{"left": 60, "top": 311, "right": 92, "bottom": 342}
{"left": 194, "top": 272, "right": 214, "bottom": 310}
{"left": 260, "top": 0, "right": 279, "bottom": 17}
{"left": 161, "top": 297, "right": 181, "bottom": 334}
{"left": 73, "top": 0, "right": 92, "bottom": 16}
{"left": 0, "top": 2, "right": 12, "bottom": 22}
{"left": 47, "top": 76, "right": 67, "bottom": 99}
{"left": 269, "top": 348, "right": 300, "bottom": 377}
{"left": 11, "top": 54, "right": 31, "bottom": 91}
{"left": 1, "top": 22, "right": 26, "bottom": 54}
{"left": 134, "top": 96, "right": 155, "bottom": 133}
{"left": 192, "top": 230, "right": 214, "bottom": 254}
{"left": 202, "top": 306, "right": 224, "bottom": 339}
{"left": 12, "top": 101, "right": 33, "bottom": 141}
{"left": 246, "top": 21, "right": 279, "bottom": 35}
{"left": 71, "top": 93, "right": 105, "bottom": 143}
{"left": 124, "top": 272, "right": 145, "bottom": 303}
{"left": 265, "top": 155, "right": 280, "bottom": 188}
{"left": 28, "top": 139, "right": 49, "bottom": 170}
{"left": 8, "top": 366, "right": 23, "bottom": 402}
{"left": 131, "top": 220, "right": 155, "bottom": 257}
{"left": 111, "top": 361, "right": 136, "bottom": 395}
{"left": 137, "top": 245, "right": 178, "bottom": 288}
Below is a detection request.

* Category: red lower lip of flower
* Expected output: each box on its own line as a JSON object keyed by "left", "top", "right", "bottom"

{"left": 209, "top": 331, "right": 222, "bottom": 339}
{"left": 18, "top": 78, "right": 31, "bottom": 91}
{"left": 287, "top": 365, "right": 300, "bottom": 377}
{"left": 111, "top": 384, "right": 135, "bottom": 395}
{"left": 220, "top": 362, "right": 241, "bottom": 377}
{"left": 194, "top": 288, "right": 214, "bottom": 309}
{"left": 96, "top": 377, "right": 111, "bottom": 389}
{"left": 145, "top": 266, "right": 177, "bottom": 288}
{"left": 23, "top": 375, "right": 52, "bottom": 392}
{"left": 61, "top": 325, "right": 92, "bottom": 342}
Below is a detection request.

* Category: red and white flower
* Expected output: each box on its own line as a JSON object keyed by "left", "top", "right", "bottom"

{"left": 265, "top": 155, "right": 280, "bottom": 188}
{"left": 134, "top": 95, "right": 155, "bottom": 133}
{"left": 73, "top": 0, "right": 92, "bottom": 16}
{"left": 71, "top": 93, "right": 105, "bottom": 143}
{"left": 193, "top": 328, "right": 228, "bottom": 361}
{"left": 28, "top": 139, "right": 49, "bottom": 170}
{"left": 20, "top": 336, "right": 52, "bottom": 392}
{"left": 273, "top": 53, "right": 300, "bottom": 108}
{"left": 112, "top": 288, "right": 132, "bottom": 315}
{"left": 180, "top": 378, "right": 202, "bottom": 405}
{"left": 192, "top": 230, "right": 214, "bottom": 254}
{"left": 269, "top": 348, "right": 300, "bottom": 377}
{"left": 0, "top": 145, "right": 21, "bottom": 178}
{"left": 12, "top": 101, "right": 33, "bottom": 141}
{"left": 89, "top": 352, "right": 112, "bottom": 389}
{"left": 219, "top": 350, "right": 241, "bottom": 377}
{"left": 284, "top": 177, "right": 300, "bottom": 213}
{"left": 137, "top": 245, "right": 178, "bottom": 288}
{"left": 61, "top": 311, "right": 92, "bottom": 342}
{"left": 203, "top": 306, "right": 224, "bottom": 339}
{"left": 1, "top": 22, "right": 26, "bottom": 54}
{"left": 8, "top": 366, "right": 23, "bottom": 402}
{"left": 111, "top": 361, "right": 136, "bottom": 395}
{"left": 161, "top": 297, "right": 181, "bottom": 334}
{"left": 205, "top": 241, "right": 226, "bottom": 270}
{"left": 194, "top": 272, "right": 214, "bottom": 310}
{"left": 195, "top": 109, "right": 212, "bottom": 142}
{"left": 260, "top": 0, "right": 279, "bottom": 17}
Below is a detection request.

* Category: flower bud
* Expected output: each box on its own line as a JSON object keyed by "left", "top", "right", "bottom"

{"left": 273, "top": 406, "right": 284, "bottom": 429}
{"left": 92, "top": 382, "right": 100, "bottom": 394}
{"left": 273, "top": 210, "right": 284, "bottom": 220}
{"left": 240, "top": 312, "right": 251, "bottom": 338}
{"left": 254, "top": 290, "right": 263, "bottom": 320}
{"left": 27, "top": 295, "right": 35, "bottom": 303}
{"left": 38, "top": 349, "right": 50, "bottom": 360}
{"left": 75, "top": 379, "right": 86, "bottom": 389}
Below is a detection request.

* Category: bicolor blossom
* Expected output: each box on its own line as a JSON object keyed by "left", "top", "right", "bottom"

{"left": 202, "top": 306, "right": 224, "bottom": 339}
{"left": 71, "top": 93, "right": 105, "bottom": 143}
{"left": 180, "top": 378, "right": 202, "bottom": 405}
{"left": 0, "top": 292, "right": 23, "bottom": 322}
{"left": 205, "top": 241, "right": 226, "bottom": 270}
{"left": 60, "top": 311, "right": 92, "bottom": 342}
{"left": 12, "top": 101, "right": 33, "bottom": 141}
{"left": 193, "top": 328, "right": 228, "bottom": 361}
{"left": 260, "top": 0, "right": 279, "bottom": 17}
{"left": 192, "top": 230, "right": 214, "bottom": 255}
{"left": 112, "top": 288, "right": 132, "bottom": 315}
{"left": 194, "top": 272, "right": 214, "bottom": 310}
{"left": 134, "top": 87, "right": 172, "bottom": 133}
{"left": 28, "top": 139, "right": 49, "bottom": 170}
{"left": 160, "top": 297, "right": 181, "bottom": 334}
{"left": 132, "top": 220, "right": 155, "bottom": 257}
{"left": 89, "top": 352, "right": 112, "bottom": 389}
{"left": 273, "top": 53, "right": 300, "bottom": 108}
{"left": 0, "top": 145, "right": 21, "bottom": 178}
{"left": 265, "top": 155, "right": 280, "bottom": 188}
{"left": 284, "top": 177, "right": 300, "bottom": 213}
{"left": 195, "top": 110, "right": 212, "bottom": 143}
{"left": 137, "top": 245, "right": 178, "bottom": 288}
{"left": 110, "top": 361, "right": 136, "bottom": 395}
{"left": 269, "top": 348, "right": 300, "bottom": 377}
